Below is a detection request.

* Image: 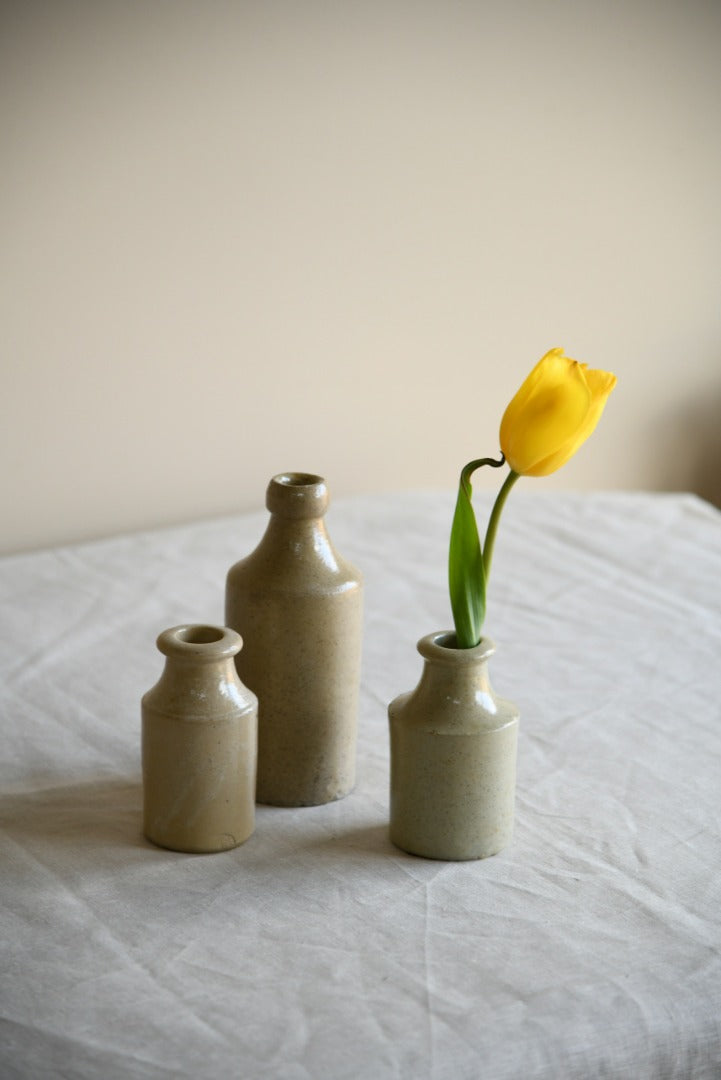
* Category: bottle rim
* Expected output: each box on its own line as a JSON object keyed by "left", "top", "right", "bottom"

{"left": 266, "top": 472, "right": 329, "bottom": 518}
{"left": 156, "top": 624, "right": 243, "bottom": 661}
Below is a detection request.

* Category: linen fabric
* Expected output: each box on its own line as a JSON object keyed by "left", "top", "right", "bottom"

{"left": 1, "top": 491, "right": 720, "bottom": 1079}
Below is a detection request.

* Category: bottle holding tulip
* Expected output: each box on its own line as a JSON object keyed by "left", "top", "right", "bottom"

{"left": 388, "top": 348, "right": 617, "bottom": 860}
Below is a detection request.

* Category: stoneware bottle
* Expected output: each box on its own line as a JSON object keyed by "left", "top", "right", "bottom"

{"left": 388, "top": 631, "right": 519, "bottom": 861}
{"left": 142, "top": 624, "right": 258, "bottom": 853}
{"left": 225, "top": 472, "right": 363, "bottom": 806}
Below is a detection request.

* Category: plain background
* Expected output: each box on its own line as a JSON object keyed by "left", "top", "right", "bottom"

{"left": 2, "top": 0, "right": 720, "bottom": 555}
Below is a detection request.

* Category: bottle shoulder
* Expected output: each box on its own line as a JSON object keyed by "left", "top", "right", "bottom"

{"left": 142, "top": 684, "right": 257, "bottom": 722}
{"left": 389, "top": 686, "right": 518, "bottom": 734}
{"left": 226, "top": 545, "right": 362, "bottom": 594}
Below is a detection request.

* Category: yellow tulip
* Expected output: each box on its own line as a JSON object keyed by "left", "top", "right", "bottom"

{"left": 499, "top": 348, "right": 617, "bottom": 477}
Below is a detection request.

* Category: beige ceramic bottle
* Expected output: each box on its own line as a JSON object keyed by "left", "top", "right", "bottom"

{"left": 225, "top": 472, "right": 363, "bottom": 806}
{"left": 389, "top": 631, "right": 519, "bottom": 860}
{"left": 142, "top": 624, "right": 257, "bottom": 853}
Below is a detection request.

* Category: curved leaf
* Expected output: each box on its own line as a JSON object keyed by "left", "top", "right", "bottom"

{"left": 448, "top": 462, "right": 485, "bottom": 649}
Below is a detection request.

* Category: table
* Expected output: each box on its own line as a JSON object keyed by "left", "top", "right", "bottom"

{"left": 2, "top": 489, "right": 720, "bottom": 1079}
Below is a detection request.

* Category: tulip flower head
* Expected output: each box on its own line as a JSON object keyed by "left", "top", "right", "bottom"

{"left": 448, "top": 348, "right": 616, "bottom": 648}
{"left": 500, "top": 348, "right": 617, "bottom": 477}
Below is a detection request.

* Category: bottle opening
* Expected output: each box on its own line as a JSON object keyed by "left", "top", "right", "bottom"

{"left": 176, "top": 626, "right": 225, "bottom": 645}
{"left": 276, "top": 472, "right": 324, "bottom": 487}
{"left": 157, "top": 624, "right": 243, "bottom": 659}
{"left": 417, "top": 631, "right": 495, "bottom": 663}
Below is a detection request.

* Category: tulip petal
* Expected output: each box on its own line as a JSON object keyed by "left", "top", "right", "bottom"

{"left": 499, "top": 347, "right": 565, "bottom": 417}
{"left": 524, "top": 367, "right": 617, "bottom": 476}
{"left": 500, "top": 350, "right": 591, "bottom": 475}
{"left": 584, "top": 367, "right": 618, "bottom": 408}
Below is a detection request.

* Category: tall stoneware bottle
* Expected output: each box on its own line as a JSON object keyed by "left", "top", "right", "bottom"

{"left": 142, "top": 624, "right": 257, "bottom": 853}
{"left": 225, "top": 472, "right": 363, "bottom": 806}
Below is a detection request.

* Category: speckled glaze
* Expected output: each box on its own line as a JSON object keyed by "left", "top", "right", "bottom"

{"left": 225, "top": 473, "right": 363, "bottom": 807}
{"left": 389, "top": 632, "right": 519, "bottom": 861}
{"left": 141, "top": 625, "right": 258, "bottom": 853}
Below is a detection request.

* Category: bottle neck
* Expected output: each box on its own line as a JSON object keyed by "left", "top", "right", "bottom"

{"left": 265, "top": 472, "right": 329, "bottom": 518}
{"left": 260, "top": 513, "right": 340, "bottom": 572}
{"left": 414, "top": 632, "right": 497, "bottom": 711}
{"left": 158, "top": 652, "right": 235, "bottom": 686}
{"left": 152, "top": 624, "right": 245, "bottom": 710}
{"left": 417, "top": 654, "right": 493, "bottom": 704}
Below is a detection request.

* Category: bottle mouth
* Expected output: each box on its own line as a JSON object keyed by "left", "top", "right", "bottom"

{"left": 178, "top": 626, "right": 224, "bottom": 644}
{"left": 417, "top": 631, "right": 496, "bottom": 663}
{"left": 275, "top": 472, "right": 324, "bottom": 487}
{"left": 156, "top": 624, "right": 242, "bottom": 660}
{"left": 266, "top": 472, "right": 329, "bottom": 517}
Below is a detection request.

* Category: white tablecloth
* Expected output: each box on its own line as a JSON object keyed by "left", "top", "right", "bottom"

{"left": 2, "top": 490, "right": 720, "bottom": 1079}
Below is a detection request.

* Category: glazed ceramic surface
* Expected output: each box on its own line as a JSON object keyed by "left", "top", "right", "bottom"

{"left": 389, "top": 631, "right": 519, "bottom": 861}
{"left": 225, "top": 473, "right": 363, "bottom": 806}
{"left": 141, "top": 625, "right": 258, "bottom": 853}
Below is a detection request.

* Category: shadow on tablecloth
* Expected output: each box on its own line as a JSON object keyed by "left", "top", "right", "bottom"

{"left": 0, "top": 776, "right": 146, "bottom": 856}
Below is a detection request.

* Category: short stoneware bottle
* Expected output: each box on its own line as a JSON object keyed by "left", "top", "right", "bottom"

{"left": 389, "top": 631, "right": 519, "bottom": 860}
{"left": 141, "top": 624, "right": 258, "bottom": 853}
{"left": 225, "top": 472, "right": 363, "bottom": 806}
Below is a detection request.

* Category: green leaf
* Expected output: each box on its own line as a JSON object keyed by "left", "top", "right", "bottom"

{"left": 448, "top": 463, "right": 485, "bottom": 649}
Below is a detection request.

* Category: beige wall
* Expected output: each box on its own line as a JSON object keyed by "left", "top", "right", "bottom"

{"left": 2, "top": 0, "right": 720, "bottom": 555}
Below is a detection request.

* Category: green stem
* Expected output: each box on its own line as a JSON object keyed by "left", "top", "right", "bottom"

{"left": 459, "top": 455, "right": 507, "bottom": 492}
{"left": 482, "top": 469, "right": 520, "bottom": 582}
